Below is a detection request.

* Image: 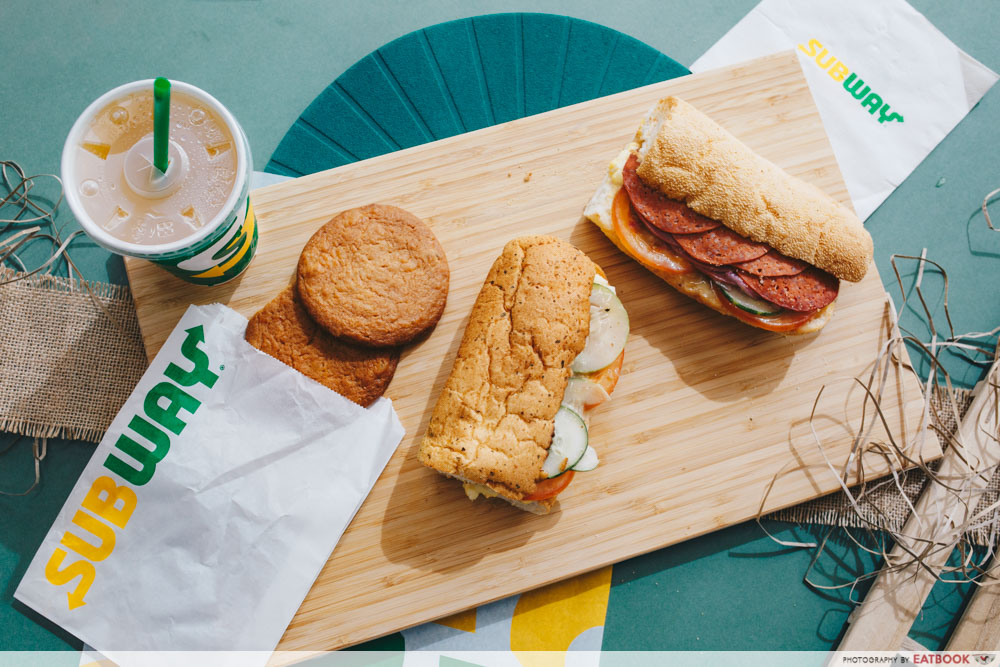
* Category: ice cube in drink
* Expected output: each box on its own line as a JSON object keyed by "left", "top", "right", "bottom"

{"left": 72, "top": 90, "right": 237, "bottom": 246}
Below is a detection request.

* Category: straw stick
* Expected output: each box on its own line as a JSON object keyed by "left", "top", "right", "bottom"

{"left": 837, "top": 356, "right": 1000, "bottom": 650}
{"left": 153, "top": 77, "right": 170, "bottom": 173}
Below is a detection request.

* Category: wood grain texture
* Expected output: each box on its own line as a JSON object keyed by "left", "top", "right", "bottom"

{"left": 839, "top": 358, "right": 1000, "bottom": 651}
{"left": 125, "top": 52, "right": 939, "bottom": 651}
{"left": 947, "top": 551, "right": 1000, "bottom": 650}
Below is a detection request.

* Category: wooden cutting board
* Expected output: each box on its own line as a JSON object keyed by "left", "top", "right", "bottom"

{"left": 125, "top": 51, "right": 938, "bottom": 650}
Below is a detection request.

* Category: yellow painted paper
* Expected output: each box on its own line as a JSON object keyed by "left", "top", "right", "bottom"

{"left": 511, "top": 566, "right": 612, "bottom": 665}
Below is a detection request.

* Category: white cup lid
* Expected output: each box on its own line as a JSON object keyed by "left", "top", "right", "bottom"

{"left": 122, "top": 136, "right": 189, "bottom": 199}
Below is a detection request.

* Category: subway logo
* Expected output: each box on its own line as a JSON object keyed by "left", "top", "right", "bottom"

{"left": 42, "top": 325, "right": 220, "bottom": 610}
{"left": 798, "top": 38, "right": 904, "bottom": 125}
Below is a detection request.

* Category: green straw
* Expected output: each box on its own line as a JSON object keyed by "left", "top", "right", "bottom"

{"left": 153, "top": 77, "right": 171, "bottom": 174}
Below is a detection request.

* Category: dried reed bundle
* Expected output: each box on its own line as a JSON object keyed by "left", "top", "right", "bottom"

{"left": 0, "top": 159, "right": 133, "bottom": 495}
{"left": 758, "top": 188, "right": 1000, "bottom": 643}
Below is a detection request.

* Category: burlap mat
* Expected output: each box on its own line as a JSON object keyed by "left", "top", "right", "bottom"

{"left": 1, "top": 270, "right": 996, "bottom": 543}
{"left": 0, "top": 269, "right": 147, "bottom": 442}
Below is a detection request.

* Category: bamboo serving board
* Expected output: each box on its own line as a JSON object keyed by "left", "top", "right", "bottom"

{"left": 125, "top": 52, "right": 939, "bottom": 650}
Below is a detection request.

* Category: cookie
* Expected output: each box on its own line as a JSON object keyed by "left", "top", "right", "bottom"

{"left": 245, "top": 286, "right": 399, "bottom": 407}
{"left": 296, "top": 204, "right": 449, "bottom": 347}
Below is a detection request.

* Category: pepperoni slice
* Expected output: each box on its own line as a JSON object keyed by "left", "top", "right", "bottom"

{"left": 732, "top": 250, "right": 807, "bottom": 277}
{"left": 622, "top": 154, "right": 720, "bottom": 234}
{"left": 741, "top": 267, "right": 839, "bottom": 312}
{"left": 673, "top": 226, "right": 769, "bottom": 266}
{"left": 611, "top": 187, "right": 693, "bottom": 275}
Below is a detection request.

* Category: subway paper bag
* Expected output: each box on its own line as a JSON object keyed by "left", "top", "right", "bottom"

{"left": 14, "top": 303, "right": 404, "bottom": 665}
{"left": 692, "top": 0, "right": 998, "bottom": 220}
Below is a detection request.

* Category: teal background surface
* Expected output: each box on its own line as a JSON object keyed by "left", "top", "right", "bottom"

{"left": 1, "top": 0, "right": 998, "bottom": 655}
{"left": 265, "top": 14, "right": 686, "bottom": 176}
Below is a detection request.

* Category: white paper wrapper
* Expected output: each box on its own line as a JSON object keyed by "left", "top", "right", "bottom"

{"left": 692, "top": 0, "right": 998, "bottom": 220}
{"left": 14, "top": 303, "right": 404, "bottom": 666}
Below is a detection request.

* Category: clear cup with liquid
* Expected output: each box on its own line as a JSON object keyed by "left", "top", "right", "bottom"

{"left": 63, "top": 80, "right": 256, "bottom": 285}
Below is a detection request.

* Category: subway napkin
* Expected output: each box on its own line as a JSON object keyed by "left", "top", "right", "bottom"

{"left": 14, "top": 303, "right": 404, "bottom": 666}
{"left": 692, "top": 0, "right": 998, "bottom": 220}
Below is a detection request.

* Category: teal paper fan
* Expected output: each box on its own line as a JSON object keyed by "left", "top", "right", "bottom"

{"left": 266, "top": 13, "right": 688, "bottom": 176}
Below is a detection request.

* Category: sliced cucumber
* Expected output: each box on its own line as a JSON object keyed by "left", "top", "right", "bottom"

{"left": 594, "top": 273, "right": 615, "bottom": 292}
{"left": 541, "top": 407, "right": 589, "bottom": 478}
{"left": 571, "top": 446, "right": 599, "bottom": 472}
{"left": 562, "top": 376, "right": 610, "bottom": 415}
{"left": 716, "top": 281, "right": 783, "bottom": 316}
{"left": 571, "top": 283, "right": 630, "bottom": 374}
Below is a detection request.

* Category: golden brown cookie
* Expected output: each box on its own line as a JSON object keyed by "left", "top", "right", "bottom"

{"left": 296, "top": 204, "right": 449, "bottom": 347}
{"left": 245, "top": 286, "right": 399, "bottom": 407}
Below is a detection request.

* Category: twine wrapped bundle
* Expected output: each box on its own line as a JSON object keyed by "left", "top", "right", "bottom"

{"left": 0, "top": 160, "right": 147, "bottom": 446}
{"left": 763, "top": 242, "right": 1000, "bottom": 604}
{"left": 769, "top": 387, "right": 1000, "bottom": 545}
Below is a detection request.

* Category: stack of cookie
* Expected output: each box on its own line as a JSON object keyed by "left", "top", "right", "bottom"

{"left": 245, "top": 204, "right": 449, "bottom": 406}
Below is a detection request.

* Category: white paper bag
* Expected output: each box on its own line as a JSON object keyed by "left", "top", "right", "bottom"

{"left": 14, "top": 303, "right": 404, "bottom": 666}
{"left": 692, "top": 0, "right": 998, "bottom": 220}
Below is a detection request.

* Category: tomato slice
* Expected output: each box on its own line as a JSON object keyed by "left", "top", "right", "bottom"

{"left": 523, "top": 470, "right": 575, "bottom": 501}
{"left": 611, "top": 187, "right": 693, "bottom": 275}
{"left": 712, "top": 283, "right": 820, "bottom": 333}
{"left": 586, "top": 350, "right": 624, "bottom": 402}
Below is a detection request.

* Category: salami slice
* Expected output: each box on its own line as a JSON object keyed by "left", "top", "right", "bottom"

{"left": 622, "top": 154, "right": 720, "bottom": 234}
{"left": 673, "top": 226, "right": 769, "bottom": 266}
{"left": 732, "top": 250, "right": 807, "bottom": 277}
{"left": 741, "top": 267, "right": 839, "bottom": 312}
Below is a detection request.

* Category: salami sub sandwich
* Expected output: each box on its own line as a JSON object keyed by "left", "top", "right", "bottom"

{"left": 419, "top": 236, "right": 629, "bottom": 514}
{"left": 584, "top": 97, "right": 873, "bottom": 334}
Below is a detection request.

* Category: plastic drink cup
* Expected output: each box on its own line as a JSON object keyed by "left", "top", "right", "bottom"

{"left": 62, "top": 79, "right": 257, "bottom": 285}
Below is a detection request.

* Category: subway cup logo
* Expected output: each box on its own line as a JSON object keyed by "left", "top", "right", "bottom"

{"left": 62, "top": 79, "right": 260, "bottom": 287}
{"left": 148, "top": 192, "right": 258, "bottom": 286}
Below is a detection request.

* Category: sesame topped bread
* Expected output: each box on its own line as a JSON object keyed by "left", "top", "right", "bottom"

{"left": 636, "top": 97, "right": 872, "bottom": 283}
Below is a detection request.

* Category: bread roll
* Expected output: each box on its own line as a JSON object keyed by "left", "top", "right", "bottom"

{"left": 636, "top": 97, "right": 871, "bottom": 283}
{"left": 418, "top": 236, "right": 596, "bottom": 513}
